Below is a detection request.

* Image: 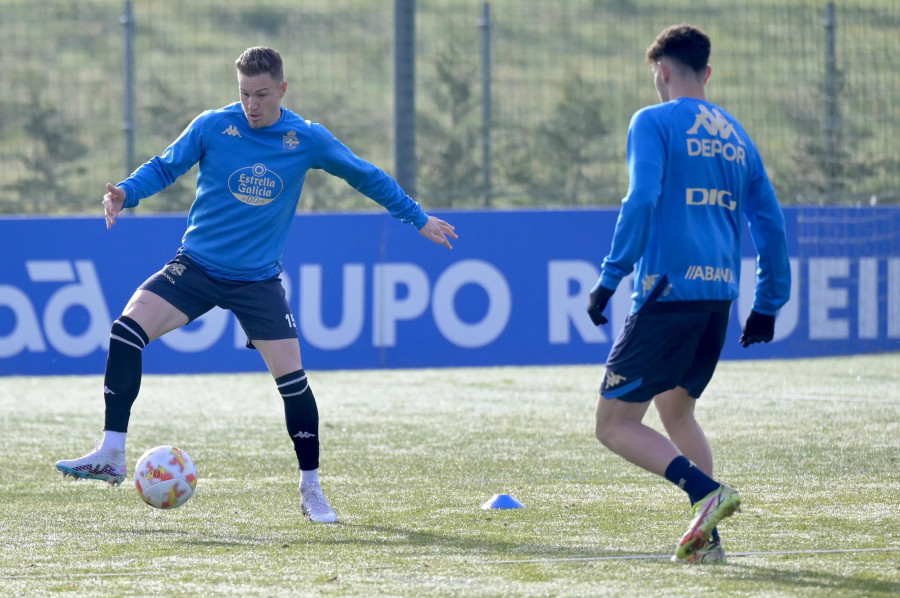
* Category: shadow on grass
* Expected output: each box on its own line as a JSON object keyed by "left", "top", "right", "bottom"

{"left": 721, "top": 561, "right": 900, "bottom": 596}
{"left": 118, "top": 521, "right": 648, "bottom": 563}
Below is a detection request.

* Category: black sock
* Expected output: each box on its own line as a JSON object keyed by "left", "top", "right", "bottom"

{"left": 277, "top": 369, "right": 319, "bottom": 471}
{"left": 664, "top": 455, "right": 719, "bottom": 504}
{"left": 103, "top": 316, "right": 149, "bottom": 432}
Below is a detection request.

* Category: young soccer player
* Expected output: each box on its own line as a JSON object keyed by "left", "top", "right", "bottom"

{"left": 587, "top": 25, "right": 790, "bottom": 562}
{"left": 55, "top": 46, "right": 457, "bottom": 523}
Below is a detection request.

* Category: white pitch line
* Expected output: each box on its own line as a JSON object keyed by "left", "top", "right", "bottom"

{"left": 707, "top": 391, "right": 900, "bottom": 404}
{"left": 0, "top": 572, "right": 143, "bottom": 580}
{"left": 4, "top": 547, "right": 898, "bottom": 579}
{"left": 476, "top": 546, "right": 900, "bottom": 565}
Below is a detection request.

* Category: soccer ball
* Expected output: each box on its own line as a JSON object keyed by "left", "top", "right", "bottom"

{"left": 134, "top": 445, "right": 198, "bottom": 509}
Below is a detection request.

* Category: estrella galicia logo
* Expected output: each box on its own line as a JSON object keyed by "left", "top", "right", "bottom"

{"left": 228, "top": 163, "right": 284, "bottom": 206}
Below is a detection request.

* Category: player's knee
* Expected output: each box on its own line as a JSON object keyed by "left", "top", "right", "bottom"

{"left": 658, "top": 410, "right": 694, "bottom": 433}
{"left": 110, "top": 316, "right": 150, "bottom": 351}
{"left": 595, "top": 426, "right": 616, "bottom": 448}
{"left": 655, "top": 401, "right": 696, "bottom": 430}
{"left": 594, "top": 412, "right": 615, "bottom": 447}
{"left": 654, "top": 388, "right": 696, "bottom": 426}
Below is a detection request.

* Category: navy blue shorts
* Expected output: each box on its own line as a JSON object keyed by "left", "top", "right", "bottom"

{"left": 600, "top": 301, "right": 731, "bottom": 403}
{"left": 138, "top": 253, "right": 298, "bottom": 344}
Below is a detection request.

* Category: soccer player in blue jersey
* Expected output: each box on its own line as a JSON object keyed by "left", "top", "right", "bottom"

{"left": 586, "top": 25, "right": 790, "bottom": 562}
{"left": 55, "top": 46, "right": 457, "bottom": 523}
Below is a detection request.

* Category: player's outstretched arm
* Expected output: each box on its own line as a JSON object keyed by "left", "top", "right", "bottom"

{"left": 418, "top": 215, "right": 457, "bottom": 249}
{"left": 102, "top": 183, "right": 127, "bottom": 230}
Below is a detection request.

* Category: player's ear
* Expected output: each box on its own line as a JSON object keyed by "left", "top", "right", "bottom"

{"left": 279, "top": 80, "right": 288, "bottom": 97}
{"left": 657, "top": 61, "right": 670, "bottom": 83}
{"left": 702, "top": 65, "right": 712, "bottom": 84}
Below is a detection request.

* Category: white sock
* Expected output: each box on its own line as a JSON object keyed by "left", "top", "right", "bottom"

{"left": 300, "top": 469, "right": 320, "bottom": 485}
{"left": 102, "top": 430, "right": 126, "bottom": 453}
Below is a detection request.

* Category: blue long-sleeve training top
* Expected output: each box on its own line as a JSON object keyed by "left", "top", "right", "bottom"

{"left": 599, "top": 98, "right": 791, "bottom": 315}
{"left": 118, "top": 102, "right": 428, "bottom": 280}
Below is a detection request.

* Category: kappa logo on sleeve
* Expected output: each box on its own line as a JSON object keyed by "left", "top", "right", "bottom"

{"left": 641, "top": 274, "right": 660, "bottom": 297}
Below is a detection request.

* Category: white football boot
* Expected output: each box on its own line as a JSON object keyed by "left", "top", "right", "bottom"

{"left": 55, "top": 442, "right": 126, "bottom": 486}
{"left": 299, "top": 481, "right": 338, "bottom": 523}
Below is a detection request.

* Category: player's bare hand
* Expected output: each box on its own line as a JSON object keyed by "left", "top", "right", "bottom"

{"left": 419, "top": 215, "right": 457, "bottom": 249}
{"left": 103, "top": 183, "right": 126, "bottom": 229}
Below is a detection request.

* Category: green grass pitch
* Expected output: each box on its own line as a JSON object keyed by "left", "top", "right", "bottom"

{"left": 1, "top": 355, "right": 898, "bottom": 596}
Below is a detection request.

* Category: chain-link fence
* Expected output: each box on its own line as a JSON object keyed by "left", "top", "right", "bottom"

{"left": 0, "top": 0, "right": 896, "bottom": 214}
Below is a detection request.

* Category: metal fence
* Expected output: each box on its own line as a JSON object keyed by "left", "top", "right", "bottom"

{"left": 0, "top": 0, "right": 897, "bottom": 215}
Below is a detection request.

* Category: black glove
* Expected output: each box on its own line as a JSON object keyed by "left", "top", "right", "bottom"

{"left": 587, "top": 284, "right": 615, "bottom": 326}
{"left": 740, "top": 310, "right": 775, "bottom": 347}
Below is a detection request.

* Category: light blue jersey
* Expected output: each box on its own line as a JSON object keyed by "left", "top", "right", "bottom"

{"left": 118, "top": 103, "right": 428, "bottom": 280}
{"left": 599, "top": 98, "right": 790, "bottom": 315}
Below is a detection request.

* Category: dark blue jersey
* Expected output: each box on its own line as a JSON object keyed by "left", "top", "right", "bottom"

{"left": 118, "top": 103, "right": 427, "bottom": 280}
{"left": 599, "top": 98, "right": 790, "bottom": 315}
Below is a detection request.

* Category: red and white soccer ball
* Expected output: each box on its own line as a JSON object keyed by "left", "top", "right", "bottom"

{"left": 134, "top": 445, "right": 198, "bottom": 509}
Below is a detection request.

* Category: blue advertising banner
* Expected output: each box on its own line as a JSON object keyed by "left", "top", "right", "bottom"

{"left": 1, "top": 207, "right": 898, "bottom": 375}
